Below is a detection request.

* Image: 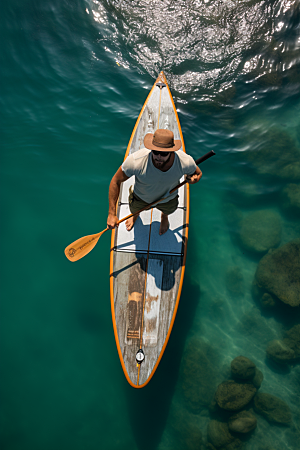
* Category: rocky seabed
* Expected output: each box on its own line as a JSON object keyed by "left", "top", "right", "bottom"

{"left": 158, "top": 123, "right": 300, "bottom": 450}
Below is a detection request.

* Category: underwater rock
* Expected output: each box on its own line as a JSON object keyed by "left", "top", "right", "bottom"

{"left": 206, "top": 444, "right": 217, "bottom": 450}
{"left": 225, "top": 267, "right": 245, "bottom": 297}
{"left": 230, "top": 355, "right": 263, "bottom": 387}
{"left": 168, "top": 404, "right": 203, "bottom": 450}
{"left": 207, "top": 421, "right": 243, "bottom": 449}
{"left": 252, "top": 368, "right": 264, "bottom": 389}
{"left": 215, "top": 381, "right": 256, "bottom": 411}
{"left": 180, "top": 338, "right": 220, "bottom": 413}
{"left": 280, "top": 162, "right": 300, "bottom": 182}
{"left": 284, "top": 324, "right": 300, "bottom": 357}
{"left": 231, "top": 356, "right": 256, "bottom": 380}
{"left": 266, "top": 325, "right": 300, "bottom": 364}
{"left": 238, "top": 210, "right": 282, "bottom": 254}
{"left": 207, "top": 420, "right": 234, "bottom": 447}
{"left": 244, "top": 128, "right": 300, "bottom": 179}
{"left": 228, "top": 410, "right": 257, "bottom": 433}
{"left": 281, "top": 183, "right": 300, "bottom": 215}
{"left": 266, "top": 339, "right": 295, "bottom": 364}
{"left": 260, "top": 293, "right": 277, "bottom": 309}
{"left": 254, "top": 393, "right": 292, "bottom": 424}
{"left": 226, "top": 178, "right": 264, "bottom": 205}
{"left": 255, "top": 239, "right": 300, "bottom": 307}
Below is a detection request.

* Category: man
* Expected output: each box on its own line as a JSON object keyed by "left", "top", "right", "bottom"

{"left": 107, "top": 129, "right": 202, "bottom": 235}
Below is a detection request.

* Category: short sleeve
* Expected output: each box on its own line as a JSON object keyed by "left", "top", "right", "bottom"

{"left": 186, "top": 157, "right": 197, "bottom": 175}
{"left": 121, "top": 148, "right": 150, "bottom": 177}
{"left": 177, "top": 151, "right": 197, "bottom": 175}
{"left": 121, "top": 154, "right": 135, "bottom": 178}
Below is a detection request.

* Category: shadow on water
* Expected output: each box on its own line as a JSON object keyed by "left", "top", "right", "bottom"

{"left": 261, "top": 301, "right": 300, "bottom": 326}
{"left": 123, "top": 272, "right": 200, "bottom": 450}
{"left": 265, "top": 356, "right": 292, "bottom": 375}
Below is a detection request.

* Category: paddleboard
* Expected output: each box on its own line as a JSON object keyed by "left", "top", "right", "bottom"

{"left": 110, "top": 71, "right": 189, "bottom": 388}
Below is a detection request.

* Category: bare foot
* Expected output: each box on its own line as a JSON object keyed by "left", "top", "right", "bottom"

{"left": 159, "top": 213, "right": 169, "bottom": 235}
{"left": 125, "top": 214, "right": 138, "bottom": 231}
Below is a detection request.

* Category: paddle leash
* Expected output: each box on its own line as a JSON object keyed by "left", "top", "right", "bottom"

{"left": 64, "top": 150, "right": 215, "bottom": 262}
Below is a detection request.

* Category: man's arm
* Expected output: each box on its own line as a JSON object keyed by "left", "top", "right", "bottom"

{"left": 107, "top": 167, "right": 130, "bottom": 229}
{"left": 186, "top": 166, "right": 202, "bottom": 184}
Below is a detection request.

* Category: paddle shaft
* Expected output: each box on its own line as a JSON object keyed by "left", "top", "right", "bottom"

{"left": 64, "top": 150, "right": 215, "bottom": 261}
{"left": 116, "top": 150, "right": 216, "bottom": 226}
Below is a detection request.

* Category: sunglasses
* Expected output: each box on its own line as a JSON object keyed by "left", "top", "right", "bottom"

{"left": 152, "top": 150, "right": 170, "bottom": 157}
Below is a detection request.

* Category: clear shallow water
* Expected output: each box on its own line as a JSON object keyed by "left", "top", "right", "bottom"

{"left": 1, "top": 1, "right": 300, "bottom": 449}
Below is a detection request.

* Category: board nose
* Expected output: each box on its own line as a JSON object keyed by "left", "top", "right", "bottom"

{"left": 156, "top": 71, "right": 167, "bottom": 84}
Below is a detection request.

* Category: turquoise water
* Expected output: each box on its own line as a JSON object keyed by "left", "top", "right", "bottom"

{"left": 1, "top": 0, "right": 300, "bottom": 449}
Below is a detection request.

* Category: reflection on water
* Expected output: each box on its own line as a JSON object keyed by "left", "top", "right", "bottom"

{"left": 89, "top": 0, "right": 300, "bottom": 100}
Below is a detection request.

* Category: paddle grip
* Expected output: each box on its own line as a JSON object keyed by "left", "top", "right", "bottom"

{"left": 195, "top": 150, "right": 216, "bottom": 166}
{"left": 169, "top": 150, "right": 216, "bottom": 194}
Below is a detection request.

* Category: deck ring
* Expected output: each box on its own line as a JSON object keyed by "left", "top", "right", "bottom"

{"left": 136, "top": 349, "right": 145, "bottom": 364}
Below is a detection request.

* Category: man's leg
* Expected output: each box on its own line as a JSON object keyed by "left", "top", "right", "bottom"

{"left": 159, "top": 212, "right": 169, "bottom": 235}
{"left": 125, "top": 215, "right": 139, "bottom": 231}
{"left": 126, "top": 187, "right": 149, "bottom": 231}
{"left": 156, "top": 195, "right": 179, "bottom": 235}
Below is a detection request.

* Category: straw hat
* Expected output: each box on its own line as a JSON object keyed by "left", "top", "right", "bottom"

{"left": 144, "top": 129, "right": 182, "bottom": 152}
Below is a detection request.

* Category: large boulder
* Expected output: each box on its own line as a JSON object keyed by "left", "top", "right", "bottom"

{"left": 266, "top": 339, "right": 295, "bottom": 364}
{"left": 254, "top": 239, "right": 300, "bottom": 307}
{"left": 228, "top": 411, "right": 257, "bottom": 433}
{"left": 231, "top": 356, "right": 256, "bottom": 380}
{"left": 180, "top": 338, "right": 220, "bottom": 412}
{"left": 254, "top": 393, "right": 292, "bottom": 424}
{"left": 215, "top": 381, "right": 256, "bottom": 411}
{"left": 238, "top": 210, "right": 281, "bottom": 254}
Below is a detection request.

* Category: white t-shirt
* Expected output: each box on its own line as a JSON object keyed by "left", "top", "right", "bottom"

{"left": 122, "top": 148, "right": 197, "bottom": 203}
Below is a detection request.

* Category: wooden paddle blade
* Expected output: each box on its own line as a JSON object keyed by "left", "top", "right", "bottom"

{"left": 64, "top": 229, "right": 107, "bottom": 262}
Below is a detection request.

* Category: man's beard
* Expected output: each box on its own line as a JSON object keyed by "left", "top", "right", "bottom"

{"left": 153, "top": 153, "right": 171, "bottom": 169}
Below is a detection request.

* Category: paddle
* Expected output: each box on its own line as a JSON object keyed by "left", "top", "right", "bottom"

{"left": 64, "top": 150, "right": 215, "bottom": 262}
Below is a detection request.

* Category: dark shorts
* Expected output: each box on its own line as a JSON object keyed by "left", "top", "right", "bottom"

{"left": 128, "top": 186, "right": 178, "bottom": 215}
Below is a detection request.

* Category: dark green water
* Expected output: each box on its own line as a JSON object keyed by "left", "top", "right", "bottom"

{"left": 1, "top": 1, "right": 300, "bottom": 449}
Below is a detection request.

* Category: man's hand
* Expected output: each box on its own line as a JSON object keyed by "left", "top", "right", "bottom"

{"left": 107, "top": 213, "right": 119, "bottom": 230}
{"left": 186, "top": 167, "right": 202, "bottom": 184}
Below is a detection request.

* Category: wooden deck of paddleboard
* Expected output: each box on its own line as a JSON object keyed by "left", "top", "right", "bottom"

{"left": 110, "top": 72, "right": 189, "bottom": 388}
